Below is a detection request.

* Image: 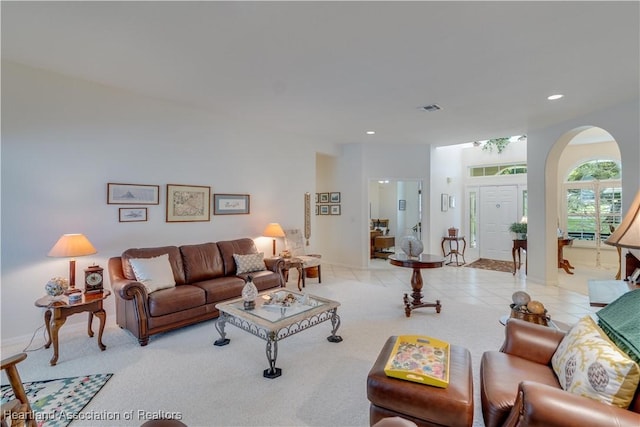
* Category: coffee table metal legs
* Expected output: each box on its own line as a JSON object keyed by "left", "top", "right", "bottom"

{"left": 214, "top": 309, "right": 343, "bottom": 378}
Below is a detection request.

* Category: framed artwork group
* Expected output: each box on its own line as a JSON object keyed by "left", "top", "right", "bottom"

{"left": 316, "top": 192, "right": 341, "bottom": 215}
{"left": 107, "top": 182, "right": 250, "bottom": 223}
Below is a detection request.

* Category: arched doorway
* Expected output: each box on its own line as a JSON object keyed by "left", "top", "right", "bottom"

{"left": 544, "top": 126, "right": 621, "bottom": 282}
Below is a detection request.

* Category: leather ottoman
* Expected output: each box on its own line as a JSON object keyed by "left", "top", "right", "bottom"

{"left": 367, "top": 336, "right": 474, "bottom": 427}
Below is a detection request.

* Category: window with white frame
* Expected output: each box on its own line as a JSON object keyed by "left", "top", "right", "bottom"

{"left": 562, "top": 160, "right": 621, "bottom": 245}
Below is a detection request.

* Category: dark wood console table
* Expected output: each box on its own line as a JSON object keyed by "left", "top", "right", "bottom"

{"left": 441, "top": 236, "right": 466, "bottom": 266}
{"left": 557, "top": 237, "right": 575, "bottom": 274}
{"left": 389, "top": 254, "right": 444, "bottom": 317}
{"left": 512, "top": 239, "right": 527, "bottom": 275}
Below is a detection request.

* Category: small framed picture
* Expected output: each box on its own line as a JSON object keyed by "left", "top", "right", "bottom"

{"left": 398, "top": 199, "right": 406, "bottom": 211}
{"left": 629, "top": 268, "right": 640, "bottom": 283}
{"left": 441, "top": 193, "right": 449, "bottom": 212}
{"left": 315, "top": 205, "right": 319, "bottom": 215}
{"left": 330, "top": 205, "right": 341, "bottom": 215}
{"left": 213, "top": 193, "right": 250, "bottom": 215}
{"left": 319, "top": 205, "right": 330, "bottom": 215}
{"left": 119, "top": 208, "right": 147, "bottom": 222}
{"left": 319, "top": 193, "right": 329, "bottom": 203}
{"left": 330, "top": 192, "right": 341, "bottom": 203}
{"left": 315, "top": 193, "right": 319, "bottom": 203}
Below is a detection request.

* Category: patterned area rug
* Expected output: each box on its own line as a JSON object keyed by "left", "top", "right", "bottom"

{"left": 1, "top": 373, "right": 112, "bottom": 427}
{"left": 465, "top": 258, "right": 514, "bottom": 273}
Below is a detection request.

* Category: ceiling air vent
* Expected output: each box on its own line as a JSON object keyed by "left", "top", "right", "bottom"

{"left": 419, "top": 104, "right": 442, "bottom": 112}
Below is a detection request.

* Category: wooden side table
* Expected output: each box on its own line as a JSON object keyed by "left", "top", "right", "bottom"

{"left": 512, "top": 239, "right": 527, "bottom": 275}
{"left": 557, "top": 237, "right": 575, "bottom": 274}
{"left": 388, "top": 254, "right": 445, "bottom": 317}
{"left": 441, "top": 236, "right": 466, "bottom": 266}
{"left": 282, "top": 257, "right": 304, "bottom": 290}
{"left": 34, "top": 290, "right": 110, "bottom": 366}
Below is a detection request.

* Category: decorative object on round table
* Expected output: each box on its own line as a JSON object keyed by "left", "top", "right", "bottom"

{"left": 509, "top": 298, "right": 549, "bottom": 326}
{"left": 511, "top": 291, "right": 531, "bottom": 306}
{"left": 45, "top": 276, "right": 69, "bottom": 298}
{"left": 241, "top": 275, "right": 258, "bottom": 310}
{"left": 400, "top": 236, "right": 424, "bottom": 257}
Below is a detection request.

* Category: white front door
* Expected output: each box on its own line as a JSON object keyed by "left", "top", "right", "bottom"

{"left": 480, "top": 185, "right": 518, "bottom": 261}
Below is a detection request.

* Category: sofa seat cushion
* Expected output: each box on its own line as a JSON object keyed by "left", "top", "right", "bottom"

{"left": 180, "top": 243, "right": 225, "bottom": 283}
{"left": 147, "top": 285, "right": 206, "bottom": 317}
{"left": 481, "top": 351, "right": 561, "bottom": 427}
{"left": 191, "top": 276, "right": 245, "bottom": 304}
{"left": 237, "top": 270, "right": 281, "bottom": 291}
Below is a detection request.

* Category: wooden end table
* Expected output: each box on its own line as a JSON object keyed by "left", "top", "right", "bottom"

{"left": 512, "top": 239, "right": 527, "bottom": 275}
{"left": 389, "top": 254, "right": 445, "bottom": 317}
{"left": 34, "top": 290, "right": 110, "bottom": 366}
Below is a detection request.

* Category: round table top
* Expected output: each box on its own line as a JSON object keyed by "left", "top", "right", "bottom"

{"left": 35, "top": 289, "right": 111, "bottom": 308}
{"left": 388, "top": 253, "right": 445, "bottom": 269}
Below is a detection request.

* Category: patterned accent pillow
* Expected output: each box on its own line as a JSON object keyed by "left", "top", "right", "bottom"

{"left": 233, "top": 252, "right": 266, "bottom": 274}
{"left": 551, "top": 315, "right": 640, "bottom": 408}
{"left": 129, "top": 254, "right": 176, "bottom": 294}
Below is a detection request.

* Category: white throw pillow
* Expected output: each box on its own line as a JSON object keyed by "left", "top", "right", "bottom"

{"left": 233, "top": 252, "right": 266, "bottom": 274}
{"left": 129, "top": 254, "right": 176, "bottom": 294}
{"left": 551, "top": 315, "right": 640, "bottom": 408}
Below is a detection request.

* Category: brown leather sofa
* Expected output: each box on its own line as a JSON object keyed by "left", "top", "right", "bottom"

{"left": 108, "top": 238, "right": 284, "bottom": 346}
{"left": 480, "top": 318, "right": 640, "bottom": 427}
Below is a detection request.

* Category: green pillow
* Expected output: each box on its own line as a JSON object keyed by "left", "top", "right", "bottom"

{"left": 596, "top": 289, "right": 640, "bottom": 364}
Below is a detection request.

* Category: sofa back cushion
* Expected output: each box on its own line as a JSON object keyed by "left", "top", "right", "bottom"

{"left": 551, "top": 315, "right": 640, "bottom": 409}
{"left": 180, "top": 242, "right": 225, "bottom": 283}
{"left": 121, "top": 246, "right": 186, "bottom": 286}
{"left": 217, "top": 238, "right": 258, "bottom": 276}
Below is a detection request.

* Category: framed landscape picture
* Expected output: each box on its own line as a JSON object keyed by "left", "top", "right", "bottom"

{"left": 213, "top": 194, "right": 250, "bottom": 215}
{"left": 107, "top": 183, "right": 159, "bottom": 205}
{"left": 330, "top": 205, "right": 341, "bottom": 215}
{"left": 119, "top": 208, "right": 147, "bottom": 222}
{"left": 330, "top": 192, "right": 341, "bottom": 203}
{"left": 319, "top": 205, "right": 330, "bottom": 215}
{"left": 166, "top": 184, "right": 211, "bottom": 222}
{"left": 319, "top": 193, "right": 329, "bottom": 203}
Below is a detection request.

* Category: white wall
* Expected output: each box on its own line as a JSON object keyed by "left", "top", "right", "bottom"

{"left": 1, "top": 61, "right": 331, "bottom": 341}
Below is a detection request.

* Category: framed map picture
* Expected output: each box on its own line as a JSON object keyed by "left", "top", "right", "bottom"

{"left": 166, "top": 184, "right": 211, "bottom": 222}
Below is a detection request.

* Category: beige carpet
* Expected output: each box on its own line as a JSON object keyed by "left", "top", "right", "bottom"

{"left": 465, "top": 258, "right": 514, "bottom": 273}
{"left": 4, "top": 279, "right": 505, "bottom": 426}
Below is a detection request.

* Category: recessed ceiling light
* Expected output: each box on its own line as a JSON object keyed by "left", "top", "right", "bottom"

{"left": 419, "top": 104, "right": 442, "bottom": 112}
{"left": 366, "top": 130, "right": 376, "bottom": 135}
{"left": 547, "top": 94, "right": 564, "bottom": 100}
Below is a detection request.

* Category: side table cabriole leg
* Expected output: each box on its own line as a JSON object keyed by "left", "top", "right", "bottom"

{"left": 214, "top": 314, "right": 230, "bottom": 346}
{"left": 264, "top": 332, "right": 281, "bottom": 378}
{"left": 43, "top": 309, "right": 53, "bottom": 349}
{"left": 50, "top": 314, "right": 67, "bottom": 366}
{"left": 327, "top": 309, "right": 343, "bottom": 342}
{"left": 94, "top": 309, "right": 107, "bottom": 351}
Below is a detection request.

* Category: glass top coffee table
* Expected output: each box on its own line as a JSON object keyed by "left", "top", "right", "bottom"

{"left": 214, "top": 289, "right": 342, "bottom": 378}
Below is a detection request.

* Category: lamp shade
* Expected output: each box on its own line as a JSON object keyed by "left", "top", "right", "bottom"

{"left": 605, "top": 190, "right": 640, "bottom": 250}
{"left": 48, "top": 234, "right": 97, "bottom": 258}
{"left": 263, "top": 223, "right": 285, "bottom": 238}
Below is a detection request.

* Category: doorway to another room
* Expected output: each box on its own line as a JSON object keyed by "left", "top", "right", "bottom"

{"left": 368, "top": 180, "right": 422, "bottom": 264}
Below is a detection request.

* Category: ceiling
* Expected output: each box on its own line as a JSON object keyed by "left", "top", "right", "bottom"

{"left": 2, "top": 1, "right": 638, "bottom": 147}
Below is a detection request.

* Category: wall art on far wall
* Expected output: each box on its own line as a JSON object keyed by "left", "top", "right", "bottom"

{"left": 319, "top": 205, "right": 330, "bottom": 215}
{"left": 330, "top": 205, "right": 341, "bottom": 215}
{"left": 213, "top": 193, "right": 250, "bottom": 215}
{"left": 318, "top": 193, "right": 329, "bottom": 203}
{"left": 399, "top": 199, "right": 406, "bottom": 211}
{"left": 107, "top": 183, "right": 159, "bottom": 205}
{"left": 166, "top": 184, "right": 211, "bottom": 222}
{"left": 330, "top": 192, "right": 341, "bottom": 203}
{"left": 441, "top": 193, "right": 449, "bottom": 212}
{"left": 119, "top": 208, "right": 147, "bottom": 222}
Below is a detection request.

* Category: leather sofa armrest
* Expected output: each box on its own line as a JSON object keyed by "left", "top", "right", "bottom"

{"left": 500, "top": 318, "right": 566, "bottom": 364}
{"left": 264, "top": 256, "right": 284, "bottom": 273}
{"left": 503, "top": 381, "right": 640, "bottom": 427}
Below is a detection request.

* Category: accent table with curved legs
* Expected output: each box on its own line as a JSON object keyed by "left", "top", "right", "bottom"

{"left": 35, "top": 290, "right": 110, "bottom": 366}
{"left": 389, "top": 254, "right": 445, "bottom": 317}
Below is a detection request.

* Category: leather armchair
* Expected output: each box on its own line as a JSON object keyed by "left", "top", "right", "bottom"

{"left": 481, "top": 318, "right": 640, "bottom": 427}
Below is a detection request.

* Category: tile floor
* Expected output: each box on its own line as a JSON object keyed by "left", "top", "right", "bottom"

{"left": 306, "top": 257, "right": 619, "bottom": 327}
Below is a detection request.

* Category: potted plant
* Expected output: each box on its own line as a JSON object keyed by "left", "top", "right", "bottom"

{"left": 509, "top": 222, "right": 527, "bottom": 240}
